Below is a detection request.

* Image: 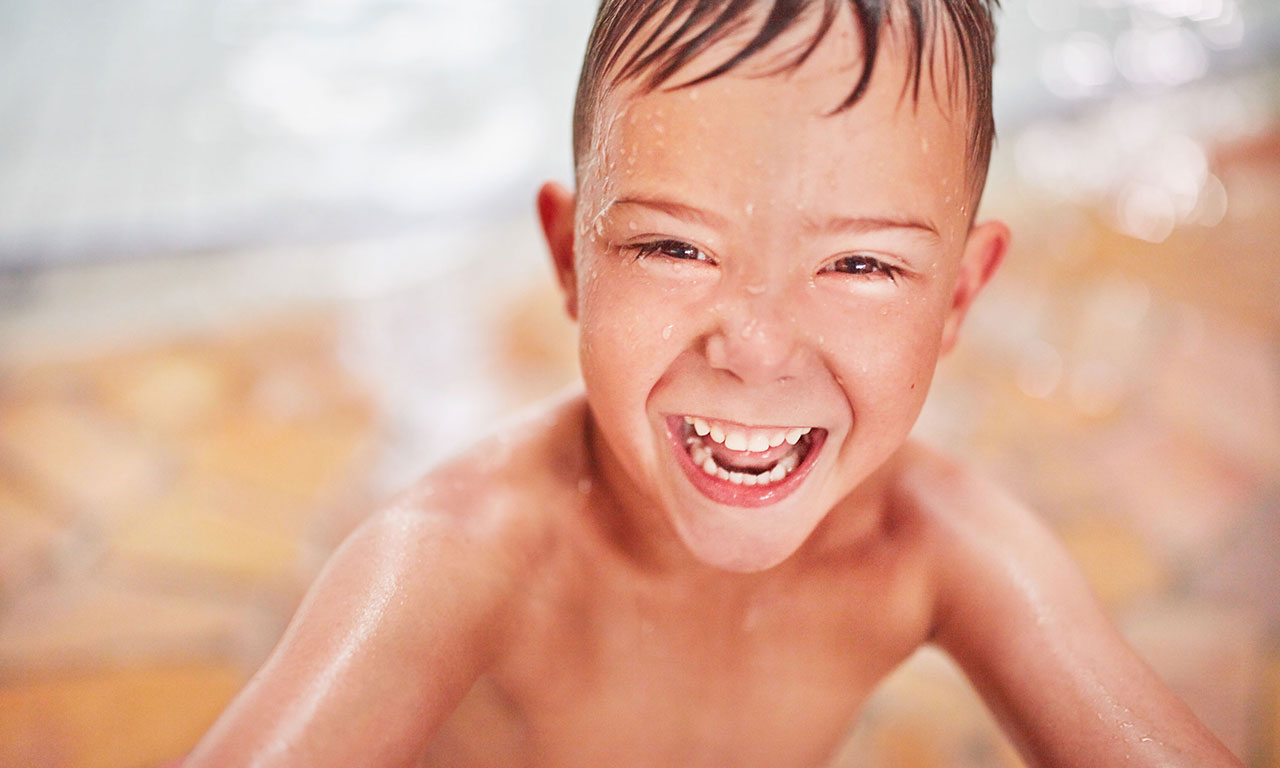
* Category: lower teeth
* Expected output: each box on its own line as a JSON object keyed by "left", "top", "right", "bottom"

{"left": 688, "top": 436, "right": 803, "bottom": 486}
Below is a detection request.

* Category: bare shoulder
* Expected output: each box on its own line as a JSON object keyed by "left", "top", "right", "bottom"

{"left": 316, "top": 391, "right": 594, "bottom": 660}
{"left": 373, "top": 391, "right": 594, "bottom": 578}
{"left": 891, "top": 440, "right": 1038, "bottom": 535}
{"left": 885, "top": 441, "right": 1244, "bottom": 767}
{"left": 885, "top": 439, "right": 1088, "bottom": 636}
{"left": 184, "top": 394, "right": 594, "bottom": 767}
{"left": 888, "top": 440, "right": 1064, "bottom": 575}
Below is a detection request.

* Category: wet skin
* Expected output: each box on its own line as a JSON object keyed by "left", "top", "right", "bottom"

{"left": 560, "top": 12, "right": 995, "bottom": 574}
{"left": 184, "top": 7, "right": 1244, "bottom": 768}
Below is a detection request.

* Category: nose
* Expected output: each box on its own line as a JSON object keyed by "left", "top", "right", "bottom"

{"left": 705, "top": 285, "right": 804, "bottom": 385}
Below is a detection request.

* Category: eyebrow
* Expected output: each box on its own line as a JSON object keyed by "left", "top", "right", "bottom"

{"left": 609, "top": 196, "right": 728, "bottom": 228}
{"left": 609, "top": 196, "right": 941, "bottom": 243}
{"left": 804, "top": 213, "right": 942, "bottom": 243}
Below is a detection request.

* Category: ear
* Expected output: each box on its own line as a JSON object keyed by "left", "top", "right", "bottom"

{"left": 537, "top": 181, "right": 579, "bottom": 321}
{"left": 940, "top": 219, "right": 1009, "bottom": 354}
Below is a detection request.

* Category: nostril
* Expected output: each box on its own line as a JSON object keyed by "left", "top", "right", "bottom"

{"left": 704, "top": 334, "right": 731, "bottom": 372}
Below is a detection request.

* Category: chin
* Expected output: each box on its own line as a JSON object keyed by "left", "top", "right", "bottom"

{"left": 669, "top": 509, "right": 816, "bottom": 573}
{"left": 650, "top": 411, "right": 839, "bottom": 572}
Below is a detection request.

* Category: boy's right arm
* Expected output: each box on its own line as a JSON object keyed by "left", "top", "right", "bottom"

{"left": 184, "top": 501, "right": 525, "bottom": 768}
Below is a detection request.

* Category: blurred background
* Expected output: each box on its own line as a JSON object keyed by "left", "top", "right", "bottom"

{"left": 0, "top": 0, "right": 1277, "bottom": 766}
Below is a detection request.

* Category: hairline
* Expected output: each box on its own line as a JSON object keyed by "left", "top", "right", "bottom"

{"left": 572, "top": 0, "right": 999, "bottom": 207}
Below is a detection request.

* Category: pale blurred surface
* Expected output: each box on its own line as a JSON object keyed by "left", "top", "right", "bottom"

{"left": 1, "top": 1, "right": 1278, "bottom": 767}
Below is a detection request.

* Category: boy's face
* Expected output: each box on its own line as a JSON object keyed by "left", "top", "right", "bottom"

{"left": 541, "top": 13, "right": 1008, "bottom": 572}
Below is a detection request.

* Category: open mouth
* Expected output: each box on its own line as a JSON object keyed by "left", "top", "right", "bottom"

{"left": 665, "top": 415, "right": 826, "bottom": 508}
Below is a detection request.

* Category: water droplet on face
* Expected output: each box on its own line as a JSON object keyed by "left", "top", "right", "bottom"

{"left": 740, "top": 319, "right": 758, "bottom": 339}
{"left": 628, "top": 220, "right": 638, "bottom": 231}
{"left": 594, "top": 219, "right": 605, "bottom": 236}
{"left": 578, "top": 477, "right": 593, "bottom": 494}
{"left": 746, "top": 283, "right": 765, "bottom": 295}
{"left": 689, "top": 89, "right": 699, "bottom": 101}
{"left": 744, "top": 202, "right": 755, "bottom": 216}
{"left": 661, "top": 324, "right": 673, "bottom": 340}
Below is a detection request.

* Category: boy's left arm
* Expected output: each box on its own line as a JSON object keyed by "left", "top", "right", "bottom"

{"left": 918, "top": 464, "right": 1245, "bottom": 768}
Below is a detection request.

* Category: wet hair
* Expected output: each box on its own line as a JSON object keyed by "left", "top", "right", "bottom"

{"left": 572, "top": 0, "right": 1001, "bottom": 200}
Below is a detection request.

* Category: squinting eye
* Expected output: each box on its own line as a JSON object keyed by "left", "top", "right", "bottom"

{"left": 631, "top": 239, "right": 712, "bottom": 263}
{"left": 822, "top": 254, "right": 901, "bottom": 283}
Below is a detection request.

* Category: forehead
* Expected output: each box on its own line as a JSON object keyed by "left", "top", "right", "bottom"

{"left": 582, "top": 4, "right": 974, "bottom": 236}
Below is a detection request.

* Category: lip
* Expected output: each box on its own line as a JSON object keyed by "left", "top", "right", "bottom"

{"left": 664, "top": 415, "right": 826, "bottom": 508}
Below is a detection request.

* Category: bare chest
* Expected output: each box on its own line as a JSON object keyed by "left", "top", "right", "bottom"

{"left": 424, "top": 565, "right": 929, "bottom": 768}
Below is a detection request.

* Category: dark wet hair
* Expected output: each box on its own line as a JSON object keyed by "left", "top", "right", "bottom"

{"left": 572, "top": 0, "right": 1001, "bottom": 200}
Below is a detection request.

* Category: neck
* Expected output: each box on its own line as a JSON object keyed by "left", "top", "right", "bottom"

{"left": 796, "top": 447, "right": 901, "bottom": 565}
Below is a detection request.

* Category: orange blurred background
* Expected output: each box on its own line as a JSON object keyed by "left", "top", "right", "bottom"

{"left": 1, "top": 1, "right": 1277, "bottom": 766}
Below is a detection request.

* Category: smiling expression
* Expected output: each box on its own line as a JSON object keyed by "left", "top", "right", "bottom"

{"left": 541, "top": 7, "right": 1007, "bottom": 572}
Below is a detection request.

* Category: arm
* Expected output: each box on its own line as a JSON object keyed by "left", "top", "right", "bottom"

{"left": 184, "top": 502, "right": 524, "bottom": 768}
{"left": 921, "top": 469, "right": 1244, "bottom": 768}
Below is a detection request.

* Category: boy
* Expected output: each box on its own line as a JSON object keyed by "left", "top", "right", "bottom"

{"left": 186, "top": 1, "right": 1245, "bottom": 766}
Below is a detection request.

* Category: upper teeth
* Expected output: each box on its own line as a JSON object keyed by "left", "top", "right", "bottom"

{"left": 685, "top": 416, "right": 811, "bottom": 453}
{"left": 685, "top": 429, "right": 807, "bottom": 486}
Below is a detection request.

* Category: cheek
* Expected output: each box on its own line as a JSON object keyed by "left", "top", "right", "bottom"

{"left": 576, "top": 257, "right": 686, "bottom": 409}
{"left": 815, "top": 293, "right": 949, "bottom": 409}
